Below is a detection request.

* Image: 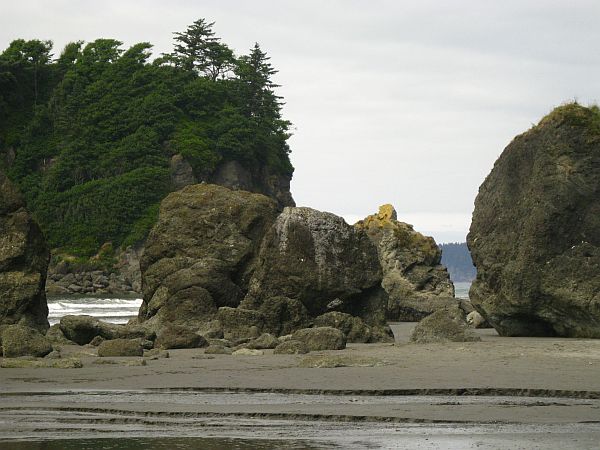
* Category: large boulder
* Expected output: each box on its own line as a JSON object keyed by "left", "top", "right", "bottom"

{"left": 59, "top": 315, "right": 153, "bottom": 345}
{"left": 0, "top": 170, "right": 50, "bottom": 332}
{"left": 313, "top": 311, "right": 372, "bottom": 343}
{"left": 155, "top": 324, "right": 208, "bottom": 349}
{"left": 355, "top": 205, "right": 455, "bottom": 321}
{"left": 242, "top": 207, "right": 391, "bottom": 339}
{"left": 1, "top": 324, "right": 53, "bottom": 357}
{"left": 410, "top": 306, "right": 481, "bottom": 344}
{"left": 139, "top": 184, "right": 279, "bottom": 327}
{"left": 468, "top": 104, "right": 600, "bottom": 337}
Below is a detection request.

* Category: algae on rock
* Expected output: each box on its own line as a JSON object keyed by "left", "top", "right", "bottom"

{"left": 468, "top": 103, "right": 600, "bottom": 337}
{"left": 355, "top": 204, "right": 455, "bottom": 321}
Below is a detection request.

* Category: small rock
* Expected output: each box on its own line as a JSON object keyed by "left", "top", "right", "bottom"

{"left": 89, "top": 335, "right": 105, "bottom": 347}
{"left": 299, "top": 355, "right": 386, "bottom": 368}
{"left": 245, "top": 333, "right": 279, "bottom": 350}
{"left": 44, "top": 350, "right": 62, "bottom": 359}
{"left": 205, "top": 345, "right": 233, "bottom": 355}
{"left": 155, "top": 325, "right": 208, "bottom": 349}
{"left": 232, "top": 348, "right": 264, "bottom": 356}
{"left": 143, "top": 348, "right": 169, "bottom": 359}
{"left": 97, "top": 339, "right": 143, "bottom": 357}
{"left": 273, "top": 340, "right": 309, "bottom": 355}
{"left": 291, "top": 327, "right": 346, "bottom": 351}
{"left": 466, "top": 311, "right": 488, "bottom": 329}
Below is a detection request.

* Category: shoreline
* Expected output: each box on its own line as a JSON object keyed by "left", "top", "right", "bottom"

{"left": 2, "top": 323, "right": 600, "bottom": 447}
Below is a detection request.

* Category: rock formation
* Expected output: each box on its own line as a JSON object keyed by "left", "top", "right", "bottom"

{"left": 355, "top": 204, "right": 455, "bottom": 321}
{"left": 410, "top": 304, "right": 480, "bottom": 344}
{"left": 210, "top": 160, "right": 295, "bottom": 209}
{"left": 138, "top": 184, "right": 279, "bottom": 328}
{"left": 241, "top": 206, "right": 393, "bottom": 341}
{"left": 468, "top": 103, "right": 600, "bottom": 337}
{"left": 139, "top": 187, "right": 395, "bottom": 342}
{"left": 0, "top": 170, "right": 50, "bottom": 331}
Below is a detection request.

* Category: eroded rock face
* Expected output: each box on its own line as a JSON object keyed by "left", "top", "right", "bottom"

{"left": 242, "top": 207, "right": 392, "bottom": 339}
{"left": 139, "top": 184, "right": 279, "bottom": 327}
{"left": 211, "top": 161, "right": 295, "bottom": 209}
{"left": 355, "top": 205, "right": 455, "bottom": 321}
{"left": 468, "top": 104, "right": 600, "bottom": 337}
{"left": 0, "top": 171, "right": 50, "bottom": 331}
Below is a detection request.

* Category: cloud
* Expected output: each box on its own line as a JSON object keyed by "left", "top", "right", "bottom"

{"left": 2, "top": 1, "right": 599, "bottom": 243}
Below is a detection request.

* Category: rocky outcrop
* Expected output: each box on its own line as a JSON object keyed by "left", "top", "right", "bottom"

{"left": 211, "top": 160, "right": 295, "bottom": 209}
{"left": 138, "top": 184, "right": 279, "bottom": 327}
{"left": 355, "top": 205, "right": 455, "bottom": 321}
{"left": 468, "top": 103, "right": 600, "bottom": 337}
{"left": 170, "top": 154, "right": 197, "bottom": 190}
{"left": 0, "top": 170, "right": 50, "bottom": 331}
{"left": 242, "top": 207, "right": 392, "bottom": 340}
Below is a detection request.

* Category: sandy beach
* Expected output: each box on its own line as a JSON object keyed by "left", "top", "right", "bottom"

{"left": 2, "top": 323, "right": 600, "bottom": 448}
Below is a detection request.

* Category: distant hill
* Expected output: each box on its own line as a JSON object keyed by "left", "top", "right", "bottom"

{"left": 439, "top": 242, "right": 476, "bottom": 282}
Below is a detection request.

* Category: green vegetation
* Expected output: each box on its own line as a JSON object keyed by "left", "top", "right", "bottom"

{"left": 538, "top": 102, "right": 600, "bottom": 135}
{"left": 0, "top": 19, "right": 293, "bottom": 256}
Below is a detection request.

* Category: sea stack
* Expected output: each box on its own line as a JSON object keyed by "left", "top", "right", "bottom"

{"left": 468, "top": 103, "right": 600, "bottom": 337}
{"left": 0, "top": 170, "right": 50, "bottom": 332}
{"left": 355, "top": 204, "right": 455, "bottom": 321}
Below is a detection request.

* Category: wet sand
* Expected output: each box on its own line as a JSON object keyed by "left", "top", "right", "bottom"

{"left": 1, "top": 323, "right": 600, "bottom": 448}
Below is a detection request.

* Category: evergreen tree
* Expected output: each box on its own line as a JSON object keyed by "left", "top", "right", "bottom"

{"left": 170, "top": 18, "right": 234, "bottom": 80}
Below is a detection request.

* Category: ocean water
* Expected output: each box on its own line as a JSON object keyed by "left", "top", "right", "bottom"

{"left": 454, "top": 281, "right": 471, "bottom": 299}
{"left": 47, "top": 296, "right": 143, "bottom": 325}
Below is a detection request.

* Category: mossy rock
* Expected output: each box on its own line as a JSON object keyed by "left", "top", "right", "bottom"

{"left": 410, "top": 309, "right": 480, "bottom": 344}
{"left": 468, "top": 103, "right": 600, "bottom": 337}
{"left": 97, "top": 338, "right": 143, "bottom": 357}
{"left": 245, "top": 333, "right": 279, "bottom": 350}
{"left": 313, "top": 312, "right": 371, "bottom": 343}
{"left": 1, "top": 324, "right": 53, "bottom": 357}
{"left": 291, "top": 327, "right": 346, "bottom": 351}
{"left": 155, "top": 325, "right": 208, "bottom": 349}
{"left": 273, "top": 340, "right": 309, "bottom": 355}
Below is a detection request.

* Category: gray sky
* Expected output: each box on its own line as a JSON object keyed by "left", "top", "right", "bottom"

{"left": 2, "top": 1, "right": 600, "bottom": 242}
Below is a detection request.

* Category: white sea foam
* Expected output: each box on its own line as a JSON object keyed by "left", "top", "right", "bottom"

{"left": 47, "top": 296, "right": 143, "bottom": 325}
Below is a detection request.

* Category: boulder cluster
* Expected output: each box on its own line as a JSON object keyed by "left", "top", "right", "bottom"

{"left": 7, "top": 104, "right": 598, "bottom": 359}
{"left": 135, "top": 184, "right": 422, "bottom": 348}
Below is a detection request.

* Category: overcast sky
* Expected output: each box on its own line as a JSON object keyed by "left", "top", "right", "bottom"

{"left": 2, "top": 1, "right": 600, "bottom": 242}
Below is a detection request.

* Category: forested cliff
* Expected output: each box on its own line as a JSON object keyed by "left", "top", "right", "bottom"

{"left": 0, "top": 19, "right": 294, "bottom": 258}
